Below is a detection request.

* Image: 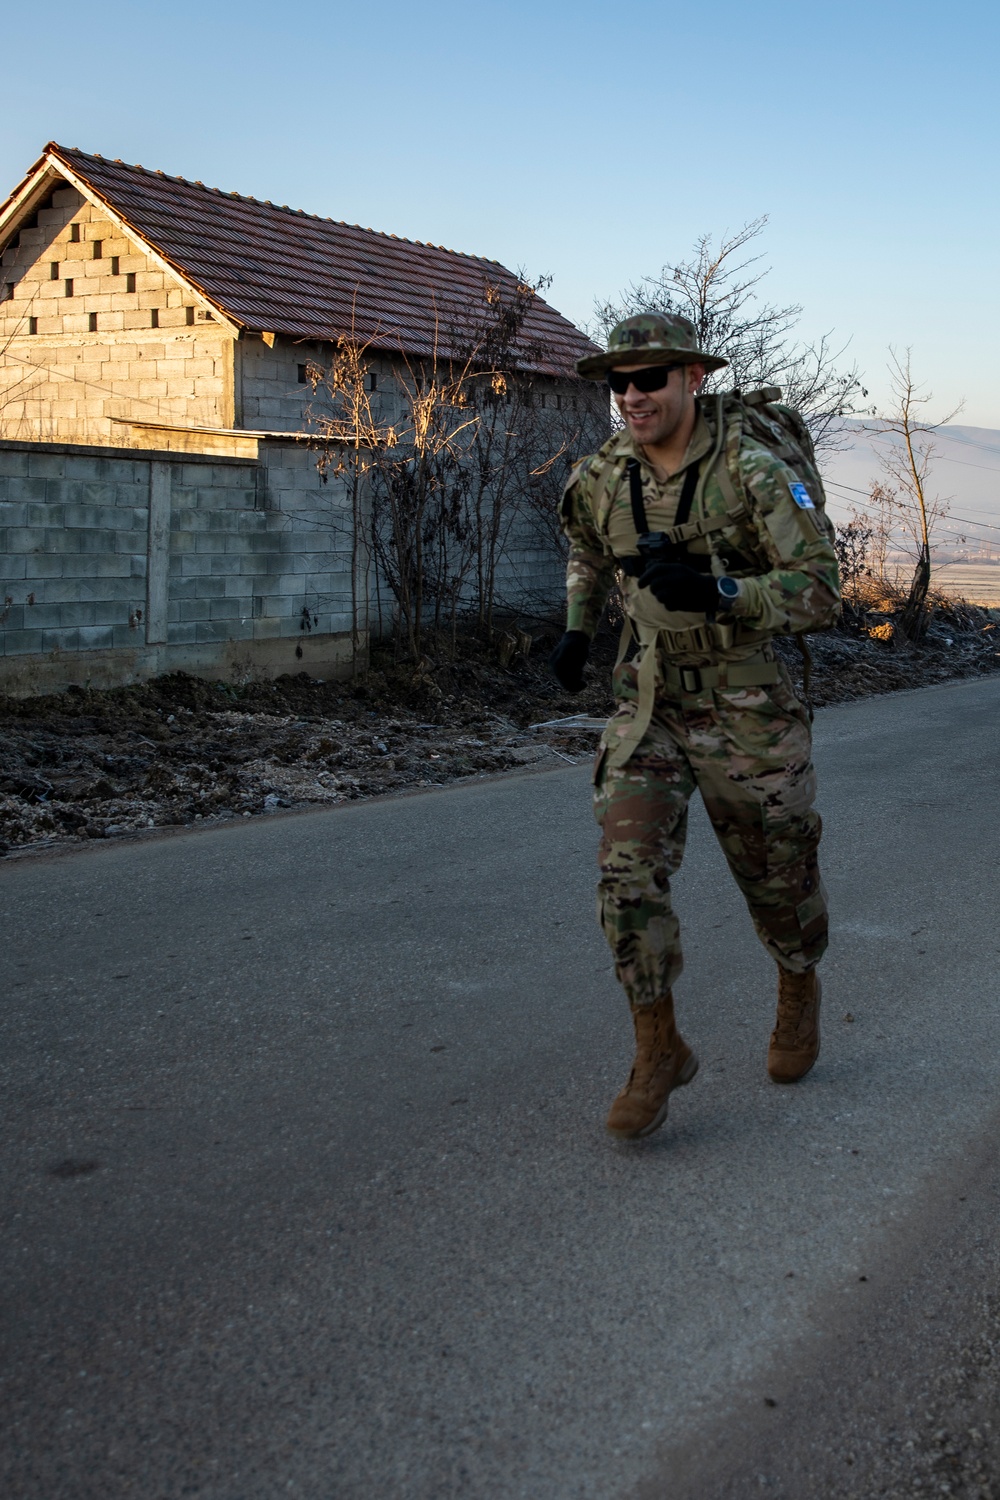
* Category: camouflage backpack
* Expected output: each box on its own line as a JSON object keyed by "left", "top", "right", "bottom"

{"left": 708, "top": 386, "right": 829, "bottom": 702}
{"left": 731, "top": 386, "right": 827, "bottom": 520}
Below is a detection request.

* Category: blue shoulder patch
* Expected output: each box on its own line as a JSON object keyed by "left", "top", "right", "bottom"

{"left": 789, "top": 482, "right": 815, "bottom": 510}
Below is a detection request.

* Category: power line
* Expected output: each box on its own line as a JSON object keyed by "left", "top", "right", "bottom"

{"left": 824, "top": 480, "right": 1000, "bottom": 539}
{"left": 925, "top": 429, "right": 1000, "bottom": 459}
{"left": 852, "top": 423, "right": 1000, "bottom": 458}
{"left": 844, "top": 425, "right": 1000, "bottom": 474}
{"left": 926, "top": 453, "right": 1000, "bottom": 477}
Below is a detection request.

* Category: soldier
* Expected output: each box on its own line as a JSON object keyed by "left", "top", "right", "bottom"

{"left": 551, "top": 313, "right": 841, "bottom": 1140}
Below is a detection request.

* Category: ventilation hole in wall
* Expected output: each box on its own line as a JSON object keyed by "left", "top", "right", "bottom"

{"left": 111, "top": 256, "right": 120, "bottom": 276}
{"left": 186, "top": 306, "right": 195, "bottom": 325}
{"left": 89, "top": 312, "right": 98, "bottom": 332}
{"left": 64, "top": 279, "right": 74, "bottom": 298}
{"left": 69, "top": 223, "right": 80, "bottom": 242}
{"left": 126, "top": 272, "right": 136, "bottom": 293}
{"left": 50, "top": 262, "right": 59, "bottom": 280}
{"left": 297, "top": 364, "right": 309, "bottom": 384}
{"left": 29, "top": 317, "right": 38, "bottom": 334}
{"left": 150, "top": 308, "right": 159, "bottom": 328}
{"left": 368, "top": 373, "right": 378, "bottom": 392}
{"left": 92, "top": 240, "right": 103, "bottom": 260}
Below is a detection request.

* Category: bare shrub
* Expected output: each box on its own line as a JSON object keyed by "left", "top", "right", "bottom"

{"left": 306, "top": 280, "right": 606, "bottom": 663}
{"left": 869, "top": 350, "right": 962, "bottom": 642}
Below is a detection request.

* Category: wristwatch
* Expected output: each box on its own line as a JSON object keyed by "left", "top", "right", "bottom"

{"left": 717, "top": 575, "right": 742, "bottom": 607}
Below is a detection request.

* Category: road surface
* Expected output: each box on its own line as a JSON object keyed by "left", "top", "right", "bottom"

{"left": 3, "top": 676, "right": 1000, "bottom": 1498}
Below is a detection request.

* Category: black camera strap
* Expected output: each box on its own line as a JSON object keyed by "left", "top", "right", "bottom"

{"left": 626, "top": 458, "right": 648, "bottom": 535}
{"left": 626, "top": 456, "right": 701, "bottom": 537}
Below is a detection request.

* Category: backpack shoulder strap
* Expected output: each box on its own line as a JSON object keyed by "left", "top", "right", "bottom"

{"left": 591, "top": 453, "right": 628, "bottom": 536}
{"left": 692, "top": 392, "right": 748, "bottom": 521}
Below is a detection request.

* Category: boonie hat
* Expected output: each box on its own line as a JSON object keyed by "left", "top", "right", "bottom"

{"left": 577, "top": 312, "right": 729, "bottom": 379}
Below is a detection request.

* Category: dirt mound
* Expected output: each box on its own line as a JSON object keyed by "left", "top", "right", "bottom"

{"left": 1, "top": 607, "right": 997, "bottom": 857}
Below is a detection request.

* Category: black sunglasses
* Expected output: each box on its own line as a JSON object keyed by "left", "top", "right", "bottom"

{"left": 606, "top": 363, "right": 682, "bottom": 395}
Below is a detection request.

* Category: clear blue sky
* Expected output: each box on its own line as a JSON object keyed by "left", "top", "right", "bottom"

{"left": 4, "top": 0, "right": 998, "bottom": 425}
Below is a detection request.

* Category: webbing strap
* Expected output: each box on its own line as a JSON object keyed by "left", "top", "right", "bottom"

{"left": 658, "top": 510, "right": 745, "bottom": 548}
{"left": 662, "top": 656, "right": 779, "bottom": 694}
{"left": 713, "top": 427, "right": 745, "bottom": 514}
{"left": 693, "top": 393, "right": 728, "bottom": 517}
{"left": 675, "top": 462, "right": 700, "bottom": 528}
{"left": 626, "top": 459, "right": 647, "bottom": 535}
{"left": 605, "top": 638, "right": 660, "bottom": 771}
{"left": 626, "top": 456, "right": 701, "bottom": 538}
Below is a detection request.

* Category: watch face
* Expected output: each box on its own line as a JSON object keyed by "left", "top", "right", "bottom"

{"left": 718, "top": 577, "right": 740, "bottom": 599}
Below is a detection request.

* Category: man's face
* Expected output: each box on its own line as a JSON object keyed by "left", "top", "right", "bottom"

{"left": 611, "top": 362, "right": 704, "bottom": 448}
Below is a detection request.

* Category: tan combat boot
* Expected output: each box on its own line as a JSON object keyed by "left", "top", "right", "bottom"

{"left": 767, "top": 968, "right": 822, "bottom": 1083}
{"left": 606, "top": 993, "right": 699, "bottom": 1140}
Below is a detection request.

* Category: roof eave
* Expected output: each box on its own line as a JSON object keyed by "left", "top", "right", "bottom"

{"left": 0, "top": 149, "right": 65, "bottom": 257}
{"left": 39, "top": 145, "right": 244, "bottom": 336}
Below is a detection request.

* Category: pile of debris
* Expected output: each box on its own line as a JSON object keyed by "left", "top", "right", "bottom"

{"left": 1, "top": 603, "right": 997, "bottom": 856}
{"left": 777, "top": 597, "right": 1000, "bottom": 706}
{"left": 0, "top": 644, "right": 602, "bottom": 857}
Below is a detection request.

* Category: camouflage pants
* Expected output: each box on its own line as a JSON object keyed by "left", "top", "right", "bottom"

{"left": 593, "top": 661, "right": 828, "bottom": 1009}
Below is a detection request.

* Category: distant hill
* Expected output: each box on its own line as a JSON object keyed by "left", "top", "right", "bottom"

{"left": 823, "top": 422, "right": 1000, "bottom": 532}
{"left": 821, "top": 423, "right": 1000, "bottom": 602}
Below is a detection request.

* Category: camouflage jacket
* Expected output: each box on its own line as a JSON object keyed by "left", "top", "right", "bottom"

{"left": 560, "top": 407, "right": 841, "bottom": 667}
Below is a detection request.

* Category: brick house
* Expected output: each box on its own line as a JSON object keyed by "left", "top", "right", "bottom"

{"left": 0, "top": 144, "right": 603, "bottom": 693}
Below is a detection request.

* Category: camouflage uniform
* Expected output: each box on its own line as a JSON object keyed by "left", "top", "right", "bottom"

{"left": 561, "top": 402, "right": 841, "bottom": 1010}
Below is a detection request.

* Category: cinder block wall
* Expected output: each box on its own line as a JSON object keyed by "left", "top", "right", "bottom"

{"left": 0, "top": 438, "right": 359, "bottom": 695}
{"left": 0, "top": 186, "right": 233, "bottom": 444}
{"left": 238, "top": 336, "right": 317, "bottom": 433}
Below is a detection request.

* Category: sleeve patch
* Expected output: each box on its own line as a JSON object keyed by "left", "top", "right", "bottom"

{"left": 789, "top": 482, "right": 815, "bottom": 510}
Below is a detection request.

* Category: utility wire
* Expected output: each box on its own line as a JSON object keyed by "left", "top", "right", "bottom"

{"left": 823, "top": 478, "right": 1000, "bottom": 538}
{"left": 844, "top": 425, "right": 1000, "bottom": 475}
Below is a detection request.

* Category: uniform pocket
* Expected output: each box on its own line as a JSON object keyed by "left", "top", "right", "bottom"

{"left": 713, "top": 674, "right": 811, "bottom": 762}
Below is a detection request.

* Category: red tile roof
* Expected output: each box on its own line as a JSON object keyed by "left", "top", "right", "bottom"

{"left": 32, "top": 143, "right": 597, "bottom": 376}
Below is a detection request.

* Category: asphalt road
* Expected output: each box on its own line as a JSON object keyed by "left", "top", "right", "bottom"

{"left": 2, "top": 676, "right": 1000, "bottom": 1499}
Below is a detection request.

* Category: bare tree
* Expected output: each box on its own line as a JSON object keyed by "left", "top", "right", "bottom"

{"left": 308, "top": 320, "right": 480, "bottom": 664}
{"left": 594, "top": 217, "right": 865, "bottom": 452}
{"left": 306, "top": 276, "right": 601, "bottom": 662}
{"left": 870, "top": 349, "right": 961, "bottom": 641}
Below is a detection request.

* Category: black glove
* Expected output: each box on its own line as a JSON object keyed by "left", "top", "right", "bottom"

{"left": 638, "top": 562, "right": 719, "bottom": 615}
{"left": 549, "top": 630, "right": 590, "bottom": 692}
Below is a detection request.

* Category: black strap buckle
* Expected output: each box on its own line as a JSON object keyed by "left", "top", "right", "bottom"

{"left": 681, "top": 667, "right": 703, "bottom": 693}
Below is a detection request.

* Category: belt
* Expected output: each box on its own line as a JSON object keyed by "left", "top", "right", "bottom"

{"left": 662, "top": 653, "right": 779, "bottom": 696}
{"left": 605, "top": 629, "right": 780, "bottom": 772}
